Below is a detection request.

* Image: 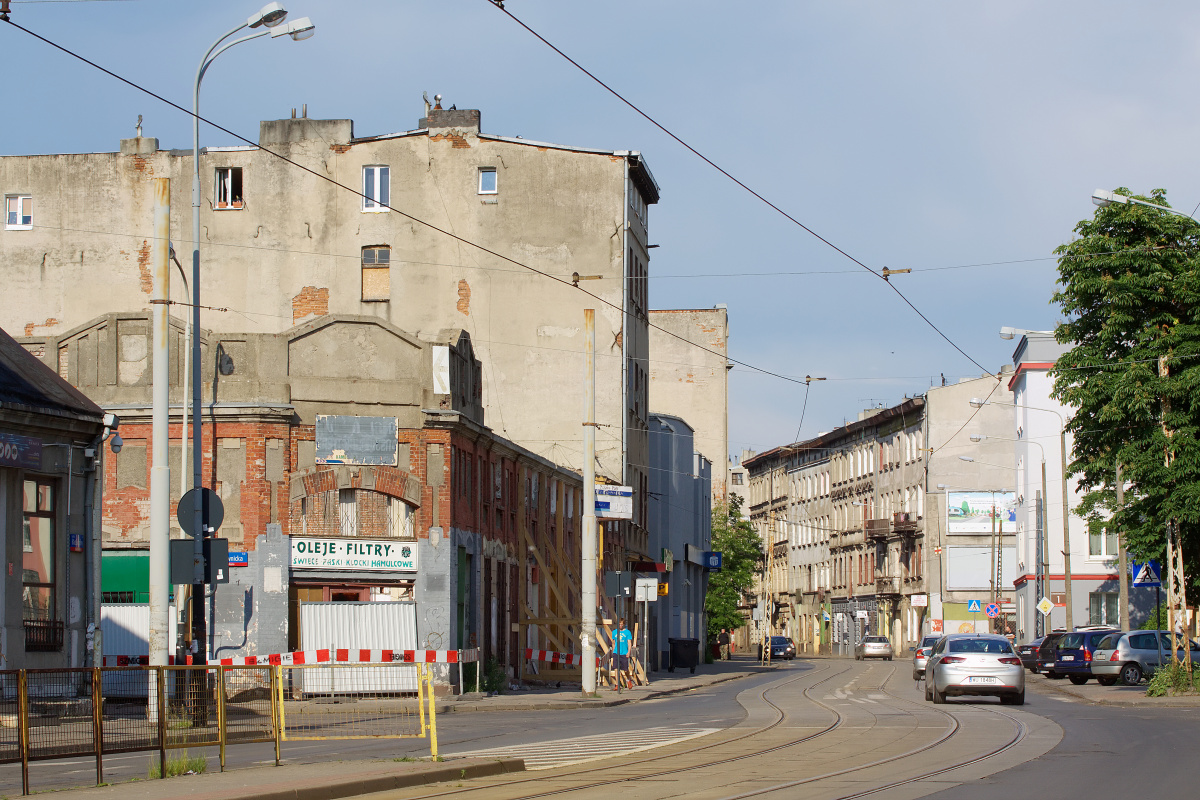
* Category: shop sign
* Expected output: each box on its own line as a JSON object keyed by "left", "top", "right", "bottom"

{"left": 291, "top": 537, "right": 418, "bottom": 572}
{"left": 910, "top": 594, "right": 928, "bottom": 607}
{"left": 0, "top": 432, "right": 42, "bottom": 469}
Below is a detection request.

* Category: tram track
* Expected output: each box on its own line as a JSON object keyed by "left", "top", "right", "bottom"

{"left": 388, "top": 659, "right": 1033, "bottom": 800}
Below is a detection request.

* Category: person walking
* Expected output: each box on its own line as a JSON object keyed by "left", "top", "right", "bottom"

{"left": 613, "top": 618, "right": 634, "bottom": 688}
{"left": 718, "top": 628, "right": 731, "bottom": 661}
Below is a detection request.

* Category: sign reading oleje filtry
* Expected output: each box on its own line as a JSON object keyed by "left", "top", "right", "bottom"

{"left": 291, "top": 537, "right": 418, "bottom": 572}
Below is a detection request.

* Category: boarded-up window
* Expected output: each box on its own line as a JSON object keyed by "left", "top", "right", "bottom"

{"left": 362, "top": 246, "right": 390, "bottom": 301}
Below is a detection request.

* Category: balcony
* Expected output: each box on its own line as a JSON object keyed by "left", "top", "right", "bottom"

{"left": 866, "top": 519, "right": 890, "bottom": 541}
{"left": 893, "top": 512, "right": 919, "bottom": 534}
{"left": 25, "top": 619, "right": 64, "bottom": 652}
{"left": 875, "top": 576, "right": 902, "bottom": 596}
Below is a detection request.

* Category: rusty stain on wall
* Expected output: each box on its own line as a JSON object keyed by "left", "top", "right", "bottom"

{"left": 330, "top": 144, "right": 351, "bottom": 154}
{"left": 24, "top": 318, "right": 58, "bottom": 336}
{"left": 137, "top": 239, "right": 152, "bottom": 294}
{"left": 292, "top": 286, "right": 330, "bottom": 323}
{"left": 456, "top": 279, "right": 471, "bottom": 316}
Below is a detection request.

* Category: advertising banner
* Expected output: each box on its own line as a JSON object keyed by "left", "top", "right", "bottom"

{"left": 947, "top": 491, "right": 1016, "bottom": 534}
{"left": 291, "top": 537, "right": 417, "bottom": 572}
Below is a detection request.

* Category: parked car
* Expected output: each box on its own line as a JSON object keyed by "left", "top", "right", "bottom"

{"left": 924, "top": 633, "right": 1025, "bottom": 705}
{"left": 1016, "top": 636, "right": 1045, "bottom": 672}
{"left": 855, "top": 635, "right": 894, "bottom": 661}
{"left": 1091, "top": 630, "right": 1200, "bottom": 685}
{"left": 764, "top": 636, "right": 797, "bottom": 660}
{"left": 912, "top": 635, "right": 941, "bottom": 680}
{"left": 1036, "top": 630, "right": 1070, "bottom": 677}
{"left": 1052, "top": 627, "right": 1120, "bottom": 685}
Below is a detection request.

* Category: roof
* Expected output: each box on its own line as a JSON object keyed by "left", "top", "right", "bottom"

{"left": 743, "top": 397, "right": 925, "bottom": 472}
{"left": 0, "top": 327, "right": 104, "bottom": 422}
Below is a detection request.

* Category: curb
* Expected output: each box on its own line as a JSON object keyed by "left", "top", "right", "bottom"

{"left": 216, "top": 759, "right": 525, "bottom": 800}
{"left": 1029, "top": 674, "right": 1200, "bottom": 708}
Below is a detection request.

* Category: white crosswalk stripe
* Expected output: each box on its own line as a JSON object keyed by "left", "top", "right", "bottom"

{"left": 452, "top": 726, "right": 721, "bottom": 770}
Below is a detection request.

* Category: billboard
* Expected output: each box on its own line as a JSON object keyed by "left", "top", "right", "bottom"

{"left": 947, "top": 491, "right": 1016, "bottom": 535}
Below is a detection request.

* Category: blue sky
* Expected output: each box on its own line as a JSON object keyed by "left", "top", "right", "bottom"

{"left": 5, "top": 0, "right": 1199, "bottom": 460}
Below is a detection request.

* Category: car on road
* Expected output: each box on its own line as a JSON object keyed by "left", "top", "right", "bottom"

{"left": 1017, "top": 637, "right": 1045, "bottom": 672}
{"left": 855, "top": 636, "right": 894, "bottom": 661}
{"left": 912, "top": 635, "right": 941, "bottom": 680}
{"left": 924, "top": 633, "right": 1025, "bottom": 705}
{"left": 1036, "top": 630, "right": 1070, "bottom": 677}
{"left": 763, "top": 636, "right": 797, "bottom": 660}
{"left": 1052, "top": 627, "right": 1120, "bottom": 685}
{"left": 1091, "top": 630, "right": 1200, "bottom": 685}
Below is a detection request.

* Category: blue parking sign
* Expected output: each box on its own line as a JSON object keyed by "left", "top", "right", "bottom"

{"left": 967, "top": 599, "right": 982, "bottom": 613}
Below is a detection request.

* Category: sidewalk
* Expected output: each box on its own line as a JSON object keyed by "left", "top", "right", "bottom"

{"left": 31, "top": 656, "right": 772, "bottom": 800}
{"left": 1026, "top": 671, "right": 1200, "bottom": 707}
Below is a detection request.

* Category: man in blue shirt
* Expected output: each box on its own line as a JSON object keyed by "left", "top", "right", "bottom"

{"left": 613, "top": 618, "right": 633, "bottom": 688}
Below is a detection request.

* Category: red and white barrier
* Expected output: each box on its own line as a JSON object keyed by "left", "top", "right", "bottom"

{"left": 524, "top": 648, "right": 596, "bottom": 666}
{"left": 104, "top": 647, "right": 480, "bottom": 667}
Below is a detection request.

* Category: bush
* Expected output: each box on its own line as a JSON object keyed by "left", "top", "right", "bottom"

{"left": 1146, "top": 662, "right": 1199, "bottom": 697}
{"left": 482, "top": 658, "right": 507, "bottom": 694}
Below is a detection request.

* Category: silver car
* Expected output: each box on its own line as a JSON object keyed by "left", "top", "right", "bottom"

{"left": 855, "top": 635, "right": 894, "bottom": 661}
{"left": 1091, "top": 630, "right": 1200, "bottom": 685}
{"left": 924, "top": 633, "right": 1025, "bottom": 705}
{"left": 912, "top": 635, "right": 941, "bottom": 680}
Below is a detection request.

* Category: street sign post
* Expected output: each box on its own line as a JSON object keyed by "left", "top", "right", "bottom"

{"left": 968, "top": 598, "right": 982, "bottom": 630}
{"left": 1037, "top": 597, "right": 1054, "bottom": 616}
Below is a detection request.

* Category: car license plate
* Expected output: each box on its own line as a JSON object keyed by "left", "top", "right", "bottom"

{"left": 966, "top": 676, "right": 1001, "bottom": 685}
{"left": 1061, "top": 656, "right": 1074, "bottom": 661}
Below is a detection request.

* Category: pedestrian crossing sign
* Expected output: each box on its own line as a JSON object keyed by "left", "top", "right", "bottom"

{"left": 1131, "top": 560, "right": 1161, "bottom": 588}
{"left": 967, "top": 599, "right": 982, "bottom": 613}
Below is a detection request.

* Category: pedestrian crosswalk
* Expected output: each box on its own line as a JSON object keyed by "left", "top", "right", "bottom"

{"left": 452, "top": 725, "right": 721, "bottom": 770}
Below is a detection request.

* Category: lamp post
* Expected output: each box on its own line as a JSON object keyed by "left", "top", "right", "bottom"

{"left": 189, "top": 3, "right": 315, "bottom": 662}
{"left": 970, "top": 396, "right": 1073, "bottom": 629}
{"left": 972, "top": 434, "right": 1049, "bottom": 637}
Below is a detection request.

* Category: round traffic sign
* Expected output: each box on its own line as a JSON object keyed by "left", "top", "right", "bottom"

{"left": 984, "top": 603, "right": 1001, "bottom": 619}
{"left": 177, "top": 487, "right": 224, "bottom": 535}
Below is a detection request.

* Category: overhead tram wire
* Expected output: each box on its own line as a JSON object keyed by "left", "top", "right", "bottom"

{"left": 3, "top": 18, "right": 818, "bottom": 391}
{"left": 487, "top": 1, "right": 994, "bottom": 376}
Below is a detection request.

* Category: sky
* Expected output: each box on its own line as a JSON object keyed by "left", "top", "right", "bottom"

{"left": 5, "top": 0, "right": 1200, "bottom": 462}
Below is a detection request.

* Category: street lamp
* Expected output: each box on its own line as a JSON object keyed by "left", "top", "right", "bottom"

{"left": 970, "top": 396, "right": 1074, "bottom": 629}
{"left": 1092, "top": 189, "right": 1200, "bottom": 225}
{"left": 188, "top": 3, "right": 315, "bottom": 664}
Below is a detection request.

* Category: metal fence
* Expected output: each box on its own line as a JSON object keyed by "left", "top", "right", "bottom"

{"left": 0, "top": 664, "right": 438, "bottom": 795}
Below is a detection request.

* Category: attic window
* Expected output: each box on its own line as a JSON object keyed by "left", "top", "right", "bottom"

{"left": 215, "top": 168, "right": 243, "bottom": 209}
{"left": 362, "top": 246, "right": 390, "bottom": 301}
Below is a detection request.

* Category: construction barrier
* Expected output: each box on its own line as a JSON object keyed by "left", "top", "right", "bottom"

{"left": 0, "top": 662, "right": 440, "bottom": 796}
{"left": 103, "top": 647, "right": 479, "bottom": 666}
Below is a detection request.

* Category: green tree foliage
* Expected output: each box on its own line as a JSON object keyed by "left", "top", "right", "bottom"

{"left": 705, "top": 495, "right": 764, "bottom": 639}
{"left": 1052, "top": 188, "right": 1200, "bottom": 585}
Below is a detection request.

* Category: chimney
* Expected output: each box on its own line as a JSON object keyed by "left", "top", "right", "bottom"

{"left": 419, "top": 104, "right": 481, "bottom": 133}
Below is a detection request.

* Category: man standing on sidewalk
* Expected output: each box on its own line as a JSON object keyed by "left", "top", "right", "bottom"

{"left": 718, "top": 628, "right": 731, "bottom": 661}
{"left": 614, "top": 619, "right": 634, "bottom": 688}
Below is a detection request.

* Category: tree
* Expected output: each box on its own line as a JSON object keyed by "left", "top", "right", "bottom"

{"left": 705, "top": 494, "right": 765, "bottom": 640}
{"left": 1051, "top": 188, "right": 1200, "bottom": 591}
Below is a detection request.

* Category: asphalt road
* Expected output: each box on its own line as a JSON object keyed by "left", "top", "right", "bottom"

{"left": 6, "top": 660, "right": 1198, "bottom": 798}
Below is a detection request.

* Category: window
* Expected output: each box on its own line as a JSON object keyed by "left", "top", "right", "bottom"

{"left": 23, "top": 479, "right": 62, "bottom": 650}
{"left": 338, "top": 488, "right": 357, "bottom": 536}
{"left": 6, "top": 194, "right": 32, "bottom": 229}
{"left": 361, "top": 246, "right": 390, "bottom": 301}
{"left": 386, "top": 497, "right": 415, "bottom": 539}
{"left": 731, "top": 473, "right": 744, "bottom": 486}
{"left": 215, "top": 167, "right": 244, "bottom": 209}
{"left": 1088, "top": 519, "right": 1118, "bottom": 557}
{"left": 1089, "top": 592, "right": 1119, "bottom": 626}
{"left": 362, "top": 166, "right": 390, "bottom": 211}
{"left": 478, "top": 167, "right": 497, "bottom": 194}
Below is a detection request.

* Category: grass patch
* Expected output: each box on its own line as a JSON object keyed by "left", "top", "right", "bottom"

{"left": 147, "top": 750, "right": 207, "bottom": 779}
{"left": 1146, "top": 662, "right": 1200, "bottom": 697}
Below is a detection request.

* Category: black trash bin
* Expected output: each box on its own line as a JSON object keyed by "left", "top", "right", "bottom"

{"left": 667, "top": 637, "right": 701, "bottom": 674}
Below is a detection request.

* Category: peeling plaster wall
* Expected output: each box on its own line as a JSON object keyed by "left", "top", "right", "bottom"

{"left": 210, "top": 524, "right": 290, "bottom": 662}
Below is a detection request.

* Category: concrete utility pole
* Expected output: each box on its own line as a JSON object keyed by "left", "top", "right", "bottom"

{"left": 1115, "top": 464, "right": 1129, "bottom": 632}
{"left": 148, "top": 177, "right": 171, "bottom": 667}
{"left": 581, "top": 309, "right": 598, "bottom": 695}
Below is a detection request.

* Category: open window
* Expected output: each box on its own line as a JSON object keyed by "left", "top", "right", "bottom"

{"left": 215, "top": 167, "right": 244, "bottom": 209}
